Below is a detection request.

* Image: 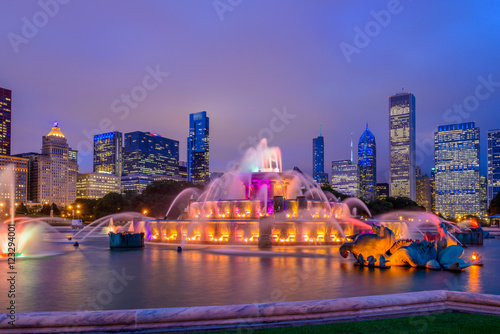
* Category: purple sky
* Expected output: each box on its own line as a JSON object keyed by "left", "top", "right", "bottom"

{"left": 1, "top": 1, "right": 500, "bottom": 182}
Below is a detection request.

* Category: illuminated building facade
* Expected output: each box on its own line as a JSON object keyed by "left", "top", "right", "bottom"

{"left": 93, "top": 131, "right": 123, "bottom": 176}
{"left": 358, "top": 124, "right": 376, "bottom": 201}
{"left": 124, "top": 131, "right": 179, "bottom": 176}
{"left": 430, "top": 167, "right": 436, "bottom": 212}
{"left": 487, "top": 129, "right": 500, "bottom": 208}
{"left": 389, "top": 92, "right": 416, "bottom": 200}
{"left": 416, "top": 167, "right": 432, "bottom": 211}
{"left": 313, "top": 128, "right": 328, "bottom": 184}
{"left": 187, "top": 111, "right": 209, "bottom": 184}
{"left": 0, "top": 87, "right": 11, "bottom": 155}
{"left": 434, "top": 122, "right": 480, "bottom": 218}
{"left": 121, "top": 174, "right": 153, "bottom": 194}
{"left": 29, "top": 123, "right": 78, "bottom": 207}
{"left": 376, "top": 183, "right": 389, "bottom": 200}
{"left": 331, "top": 159, "right": 359, "bottom": 197}
{"left": 480, "top": 175, "right": 487, "bottom": 215}
{"left": 77, "top": 173, "right": 121, "bottom": 200}
{"left": 0, "top": 155, "right": 28, "bottom": 204}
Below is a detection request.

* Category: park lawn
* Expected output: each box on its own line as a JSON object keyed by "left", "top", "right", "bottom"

{"left": 213, "top": 312, "right": 500, "bottom": 333}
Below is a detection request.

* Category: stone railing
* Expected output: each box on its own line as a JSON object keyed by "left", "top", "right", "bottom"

{"left": 1, "top": 290, "right": 499, "bottom": 333}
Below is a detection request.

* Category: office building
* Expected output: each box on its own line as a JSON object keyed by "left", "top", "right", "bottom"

{"left": 77, "top": 173, "right": 121, "bottom": 200}
{"left": 313, "top": 127, "right": 328, "bottom": 184}
{"left": 358, "top": 124, "right": 376, "bottom": 201}
{"left": 331, "top": 159, "right": 359, "bottom": 197}
{"left": 434, "top": 122, "right": 480, "bottom": 218}
{"left": 416, "top": 167, "right": 432, "bottom": 211}
{"left": 27, "top": 123, "right": 78, "bottom": 208}
{"left": 389, "top": 92, "right": 416, "bottom": 200}
{"left": 179, "top": 160, "right": 187, "bottom": 179}
{"left": 376, "top": 183, "right": 389, "bottom": 200}
{"left": 187, "top": 111, "right": 209, "bottom": 184}
{"left": 0, "top": 87, "right": 11, "bottom": 155}
{"left": 124, "top": 131, "right": 179, "bottom": 176}
{"left": 0, "top": 155, "right": 28, "bottom": 204}
{"left": 487, "top": 129, "right": 500, "bottom": 209}
{"left": 93, "top": 131, "right": 123, "bottom": 176}
{"left": 121, "top": 174, "right": 154, "bottom": 195}
{"left": 430, "top": 167, "right": 436, "bottom": 212}
{"left": 480, "top": 175, "right": 487, "bottom": 215}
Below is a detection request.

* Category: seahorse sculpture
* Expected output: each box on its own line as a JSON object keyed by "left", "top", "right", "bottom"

{"left": 340, "top": 224, "right": 477, "bottom": 271}
{"left": 339, "top": 224, "right": 395, "bottom": 260}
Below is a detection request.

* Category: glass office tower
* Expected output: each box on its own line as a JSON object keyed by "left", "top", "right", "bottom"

{"left": 313, "top": 127, "right": 328, "bottom": 184}
{"left": 487, "top": 129, "right": 500, "bottom": 209}
{"left": 187, "top": 111, "right": 209, "bottom": 184}
{"left": 358, "top": 124, "right": 376, "bottom": 201}
{"left": 434, "top": 122, "right": 480, "bottom": 218}
{"left": 124, "top": 131, "right": 179, "bottom": 176}
{"left": 389, "top": 92, "right": 416, "bottom": 200}
{"left": 93, "top": 131, "right": 123, "bottom": 176}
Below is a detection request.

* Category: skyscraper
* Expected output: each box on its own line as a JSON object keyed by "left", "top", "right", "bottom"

{"left": 434, "top": 122, "right": 480, "bottom": 218}
{"left": 28, "top": 123, "right": 78, "bottom": 207}
{"left": 123, "top": 131, "right": 179, "bottom": 176}
{"left": 313, "top": 126, "right": 328, "bottom": 184}
{"left": 331, "top": 159, "right": 359, "bottom": 197}
{"left": 93, "top": 131, "right": 123, "bottom": 176}
{"left": 416, "top": 167, "right": 432, "bottom": 211}
{"left": 389, "top": 92, "right": 416, "bottom": 200}
{"left": 0, "top": 155, "right": 28, "bottom": 204}
{"left": 77, "top": 173, "right": 121, "bottom": 200}
{"left": 0, "top": 87, "right": 12, "bottom": 155}
{"left": 358, "top": 124, "right": 376, "bottom": 201}
{"left": 487, "top": 129, "right": 500, "bottom": 209}
{"left": 187, "top": 111, "right": 209, "bottom": 184}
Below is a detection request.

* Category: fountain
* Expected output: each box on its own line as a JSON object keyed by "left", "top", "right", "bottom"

{"left": 144, "top": 139, "right": 371, "bottom": 247}
{"left": 1, "top": 164, "right": 68, "bottom": 258}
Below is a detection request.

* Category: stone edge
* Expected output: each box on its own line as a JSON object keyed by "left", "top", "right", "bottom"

{"left": 1, "top": 290, "right": 499, "bottom": 333}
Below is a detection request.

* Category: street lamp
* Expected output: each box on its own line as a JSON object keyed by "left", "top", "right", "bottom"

{"left": 143, "top": 209, "right": 148, "bottom": 215}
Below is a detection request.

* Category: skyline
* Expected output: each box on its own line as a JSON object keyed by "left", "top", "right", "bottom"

{"left": 2, "top": 1, "right": 500, "bottom": 181}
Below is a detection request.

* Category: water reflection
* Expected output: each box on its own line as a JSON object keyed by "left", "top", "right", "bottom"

{"left": 0, "top": 238, "right": 498, "bottom": 312}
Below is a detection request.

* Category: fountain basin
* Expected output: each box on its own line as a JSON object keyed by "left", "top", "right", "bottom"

{"left": 109, "top": 232, "right": 145, "bottom": 249}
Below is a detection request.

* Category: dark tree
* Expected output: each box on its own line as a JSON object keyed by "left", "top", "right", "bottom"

{"left": 15, "top": 202, "right": 28, "bottom": 215}
{"left": 136, "top": 180, "right": 200, "bottom": 219}
{"left": 488, "top": 191, "right": 500, "bottom": 216}
{"left": 51, "top": 203, "right": 61, "bottom": 215}
{"left": 94, "top": 192, "right": 129, "bottom": 219}
{"left": 40, "top": 203, "right": 51, "bottom": 215}
{"left": 367, "top": 197, "right": 423, "bottom": 216}
{"left": 320, "top": 184, "right": 351, "bottom": 201}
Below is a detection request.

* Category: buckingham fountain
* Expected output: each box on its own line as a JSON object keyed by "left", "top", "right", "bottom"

{"left": 135, "top": 139, "right": 372, "bottom": 248}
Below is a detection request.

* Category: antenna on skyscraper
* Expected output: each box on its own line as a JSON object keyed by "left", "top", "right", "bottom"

{"left": 402, "top": 86, "right": 404, "bottom": 92}
{"left": 320, "top": 124, "right": 322, "bottom": 137}
{"left": 350, "top": 132, "right": 353, "bottom": 163}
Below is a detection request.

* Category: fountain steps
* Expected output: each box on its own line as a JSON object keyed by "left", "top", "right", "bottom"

{"left": 1, "top": 290, "right": 499, "bottom": 333}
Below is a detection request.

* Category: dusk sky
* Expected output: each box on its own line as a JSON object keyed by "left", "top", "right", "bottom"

{"left": 1, "top": 0, "right": 500, "bottom": 182}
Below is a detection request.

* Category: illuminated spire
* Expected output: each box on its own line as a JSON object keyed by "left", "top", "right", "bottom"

{"left": 350, "top": 132, "right": 353, "bottom": 163}
{"left": 47, "top": 121, "right": 65, "bottom": 138}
